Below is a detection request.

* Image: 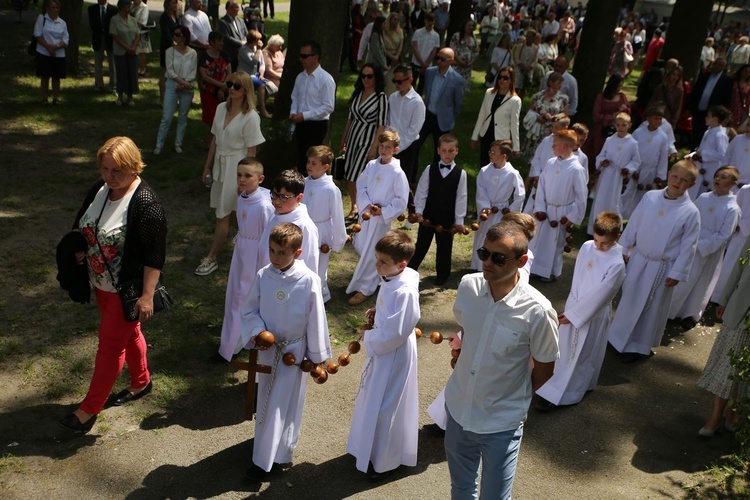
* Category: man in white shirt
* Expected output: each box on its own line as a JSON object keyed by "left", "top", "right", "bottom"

{"left": 539, "top": 55, "right": 578, "bottom": 115}
{"left": 290, "top": 40, "right": 336, "bottom": 175}
{"left": 183, "top": 0, "right": 211, "bottom": 50}
{"left": 444, "top": 220, "right": 559, "bottom": 499}
{"left": 540, "top": 11, "right": 559, "bottom": 38}
{"left": 388, "top": 65, "right": 426, "bottom": 215}
{"left": 411, "top": 11, "right": 440, "bottom": 95}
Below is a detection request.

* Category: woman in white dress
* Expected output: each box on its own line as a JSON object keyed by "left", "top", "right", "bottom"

{"left": 196, "top": 71, "right": 265, "bottom": 276}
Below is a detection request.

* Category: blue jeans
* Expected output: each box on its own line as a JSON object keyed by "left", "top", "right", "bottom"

{"left": 156, "top": 79, "right": 193, "bottom": 149}
{"left": 444, "top": 409, "right": 524, "bottom": 500}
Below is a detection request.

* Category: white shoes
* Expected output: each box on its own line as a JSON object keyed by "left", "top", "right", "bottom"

{"left": 195, "top": 258, "right": 218, "bottom": 276}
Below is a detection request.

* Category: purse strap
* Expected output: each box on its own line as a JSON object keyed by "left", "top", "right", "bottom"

{"left": 93, "top": 188, "right": 121, "bottom": 289}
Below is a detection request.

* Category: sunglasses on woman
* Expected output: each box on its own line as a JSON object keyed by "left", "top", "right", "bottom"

{"left": 476, "top": 247, "right": 519, "bottom": 266}
{"left": 497, "top": 75, "right": 511, "bottom": 81}
{"left": 173, "top": 32, "right": 183, "bottom": 38}
{"left": 225, "top": 81, "right": 243, "bottom": 90}
{"left": 361, "top": 73, "right": 375, "bottom": 79}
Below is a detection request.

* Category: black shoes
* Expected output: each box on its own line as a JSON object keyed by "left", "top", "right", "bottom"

{"left": 535, "top": 397, "right": 557, "bottom": 411}
{"left": 105, "top": 380, "right": 153, "bottom": 408}
{"left": 246, "top": 464, "right": 268, "bottom": 482}
{"left": 366, "top": 462, "right": 396, "bottom": 482}
{"left": 58, "top": 413, "right": 97, "bottom": 435}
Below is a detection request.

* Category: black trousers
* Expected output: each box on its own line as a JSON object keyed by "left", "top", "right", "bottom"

{"left": 263, "top": 0, "right": 274, "bottom": 18}
{"left": 416, "top": 111, "right": 450, "bottom": 165}
{"left": 408, "top": 222, "right": 455, "bottom": 282}
{"left": 294, "top": 120, "right": 329, "bottom": 175}
{"left": 412, "top": 64, "right": 427, "bottom": 96}
{"left": 395, "top": 143, "right": 419, "bottom": 213}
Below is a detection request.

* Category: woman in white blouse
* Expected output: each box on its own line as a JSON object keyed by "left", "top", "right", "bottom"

{"left": 33, "top": 0, "right": 69, "bottom": 104}
{"left": 154, "top": 25, "right": 197, "bottom": 155}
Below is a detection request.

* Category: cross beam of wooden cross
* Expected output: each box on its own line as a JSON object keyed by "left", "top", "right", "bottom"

{"left": 233, "top": 349, "right": 272, "bottom": 421}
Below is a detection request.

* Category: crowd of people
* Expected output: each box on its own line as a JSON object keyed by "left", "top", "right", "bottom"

{"left": 48, "top": 0, "right": 750, "bottom": 498}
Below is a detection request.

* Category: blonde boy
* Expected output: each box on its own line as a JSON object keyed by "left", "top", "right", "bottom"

{"left": 528, "top": 130, "right": 588, "bottom": 281}
{"left": 608, "top": 161, "right": 701, "bottom": 362}
{"left": 588, "top": 112, "right": 640, "bottom": 235}
{"left": 218, "top": 158, "right": 274, "bottom": 362}
{"left": 669, "top": 166, "right": 740, "bottom": 329}
{"left": 347, "top": 131, "right": 410, "bottom": 305}
{"left": 348, "top": 230, "right": 421, "bottom": 480}
{"left": 303, "top": 146, "right": 348, "bottom": 302}
{"left": 536, "top": 211, "right": 626, "bottom": 409}
{"left": 242, "top": 223, "right": 331, "bottom": 481}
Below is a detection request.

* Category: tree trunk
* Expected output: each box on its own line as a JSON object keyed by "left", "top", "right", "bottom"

{"left": 661, "top": 0, "right": 714, "bottom": 83}
{"left": 571, "top": 0, "right": 622, "bottom": 122}
{"left": 60, "top": 0, "right": 83, "bottom": 75}
{"left": 445, "top": 0, "right": 472, "bottom": 48}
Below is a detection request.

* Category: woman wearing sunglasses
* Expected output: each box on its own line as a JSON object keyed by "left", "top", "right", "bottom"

{"left": 196, "top": 71, "right": 265, "bottom": 276}
{"left": 153, "top": 25, "right": 196, "bottom": 155}
{"left": 470, "top": 66, "right": 522, "bottom": 168}
{"left": 339, "top": 63, "right": 388, "bottom": 221}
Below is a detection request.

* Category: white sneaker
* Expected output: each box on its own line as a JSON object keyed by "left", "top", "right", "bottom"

{"left": 195, "top": 258, "right": 218, "bottom": 276}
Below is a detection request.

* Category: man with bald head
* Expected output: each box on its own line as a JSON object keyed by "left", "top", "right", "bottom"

{"left": 539, "top": 55, "right": 578, "bottom": 116}
{"left": 415, "top": 47, "right": 465, "bottom": 164}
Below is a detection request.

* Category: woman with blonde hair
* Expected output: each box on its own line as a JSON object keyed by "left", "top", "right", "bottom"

{"left": 196, "top": 71, "right": 265, "bottom": 276}
{"left": 382, "top": 12, "right": 404, "bottom": 94}
{"left": 262, "top": 34, "right": 285, "bottom": 88}
{"left": 59, "top": 136, "right": 167, "bottom": 434}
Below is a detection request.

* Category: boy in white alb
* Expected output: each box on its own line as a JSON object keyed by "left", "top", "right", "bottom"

{"left": 535, "top": 212, "right": 626, "bottom": 409}
{"left": 607, "top": 161, "right": 701, "bottom": 362}
{"left": 258, "top": 170, "right": 320, "bottom": 275}
{"left": 303, "top": 146, "right": 348, "bottom": 302}
{"left": 529, "top": 129, "right": 588, "bottom": 281}
{"left": 723, "top": 127, "right": 750, "bottom": 186}
{"left": 348, "top": 231, "right": 421, "bottom": 481}
{"left": 571, "top": 122, "right": 590, "bottom": 185}
{"left": 470, "top": 140, "right": 525, "bottom": 271}
{"left": 347, "top": 131, "right": 410, "bottom": 305}
{"left": 523, "top": 114, "right": 569, "bottom": 214}
{"left": 686, "top": 105, "right": 730, "bottom": 200}
{"left": 712, "top": 183, "right": 750, "bottom": 302}
{"left": 620, "top": 107, "right": 669, "bottom": 220}
{"left": 242, "top": 223, "right": 331, "bottom": 482}
{"left": 588, "top": 112, "right": 640, "bottom": 235}
{"left": 218, "top": 158, "right": 274, "bottom": 362}
{"left": 669, "top": 166, "right": 740, "bottom": 329}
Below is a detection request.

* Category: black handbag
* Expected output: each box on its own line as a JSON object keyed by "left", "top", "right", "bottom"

{"left": 333, "top": 154, "right": 346, "bottom": 181}
{"left": 28, "top": 17, "right": 46, "bottom": 56}
{"left": 94, "top": 190, "right": 174, "bottom": 322}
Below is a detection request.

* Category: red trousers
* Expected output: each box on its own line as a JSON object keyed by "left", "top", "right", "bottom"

{"left": 79, "top": 288, "right": 150, "bottom": 415}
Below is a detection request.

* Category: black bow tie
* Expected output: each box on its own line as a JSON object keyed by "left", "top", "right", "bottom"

{"left": 380, "top": 275, "right": 391, "bottom": 283}
{"left": 440, "top": 163, "right": 451, "bottom": 170}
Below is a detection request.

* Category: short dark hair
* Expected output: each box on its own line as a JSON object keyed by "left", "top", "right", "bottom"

{"left": 375, "top": 230, "right": 415, "bottom": 263}
{"left": 270, "top": 222, "right": 303, "bottom": 251}
{"left": 208, "top": 31, "right": 223, "bottom": 44}
{"left": 393, "top": 65, "right": 412, "bottom": 77}
{"left": 491, "top": 140, "right": 513, "bottom": 157}
{"left": 174, "top": 25, "right": 191, "bottom": 42}
{"left": 273, "top": 169, "right": 306, "bottom": 195}
{"left": 708, "top": 105, "right": 731, "bottom": 123}
{"left": 307, "top": 145, "right": 334, "bottom": 166}
{"left": 301, "top": 40, "right": 322, "bottom": 58}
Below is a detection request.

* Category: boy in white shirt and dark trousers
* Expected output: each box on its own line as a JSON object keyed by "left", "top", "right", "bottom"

{"left": 303, "top": 145, "right": 348, "bottom": 302}
{"left": 347, "top": 130, "right": 410, "bottom": 305}
{"left": 242, "top": 223, "right": 331, "bottom": 482}
{"left": 588, "top": 112, "right": 640, "bottom": 235}
{"left": 669, "top": 166, "right": 740, "bottom": 329}
{"left": 347, "top": 230, "right": 421, "bottom": 482}
{"left": 686, "top": 105, "right": 730, "bottom": 200}
{"left": 409, "top": 133, "right": 468, "bottom": 286}
{"left": 723, "top": 125, "right": 750, "bottom": 186}
{"left": 535, "top": 211, "right": 627, "bottom": 410}
{"left": 217, "top": 158, "right": 274, "bottom": 363}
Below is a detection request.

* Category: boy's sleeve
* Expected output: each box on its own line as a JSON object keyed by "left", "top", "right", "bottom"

{"left": 667, "top": 208, "right": 701, "bottom": 282}
{"left": 564, "top": 255, "right": 627, "bottom": 329}
{"left": 381, "top": 171, "right": 409, "bottom": 222}
{"left": 533, "top": 167, "right": 548, "bottom": 214}
{"left": 595, "top": 137, "right": 610, "bottom": 168}
{"left": 698, "top": 204, "right": 739, "bottom": 257}
{"left": 701, "top": 131, "right": 729, "bottom": 163}
{"left": 475, "top": 169, "right": 490, "bottom": 213}
{"left": 455, "top": 170, "right": 468, "bottom": 226}
{"left": 356, "top": 163, "right": 373, "bottom": 209}
{"left": 364, "top": 288, "right": 421, "bottom": 356}
{"left": 240, "top": 270, "right": 268, "bottom": 348}
{"left": 623, "top": 139, "right": 641, "bottom": 173}
{"left": 567, "top": 166, "right": 588, "bottom": 225}
{"left": 413, "top": 168, "right": 431, "bottom": 215}
{"left": 657, "top": 134, "right": 669, "bottom": 181}
{"left": 304, "top": 274, "right": 331, "bottom": 364}
{"left": 329, "top": 187, "right": 348, "bottom": 252}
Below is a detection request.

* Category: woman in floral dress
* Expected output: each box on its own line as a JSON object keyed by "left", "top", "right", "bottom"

{"left": 450, "top": 18, "right": 479, "bottom": 90}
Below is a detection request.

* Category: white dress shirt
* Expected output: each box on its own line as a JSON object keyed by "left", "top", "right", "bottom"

{"left": 183, "top": 7, "right": 211, "bottom": 45}
{"left": 290, "top": 65, "right": 336, "bottom": 121}
{"left": 413, "top": 162, "right": 468, "bottom": 226}
{"left": 387, "top": 87, "right": 426, "bottom": 151}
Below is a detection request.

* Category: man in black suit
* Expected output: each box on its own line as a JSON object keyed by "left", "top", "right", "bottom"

{"left": 218, "top": 0, "right": 248, "bottom": 71}
{"left": 690, "top": 56, "right": 733, "bottom": 145}
{"left": 88, "top": 0, "right": 118, "bottom": 92}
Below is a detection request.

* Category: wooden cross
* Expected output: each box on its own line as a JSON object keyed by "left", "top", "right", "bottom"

{"left": 233, "top": 349, "right": 272, "bottom": 421}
